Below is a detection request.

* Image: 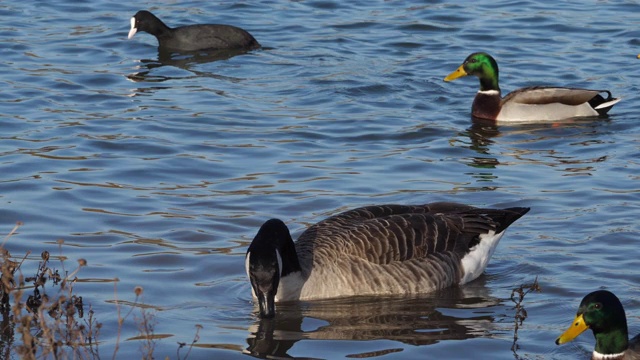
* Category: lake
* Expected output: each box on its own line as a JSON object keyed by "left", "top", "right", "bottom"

{"left": 1, "top": 0, "right": 639, "bottom": 359}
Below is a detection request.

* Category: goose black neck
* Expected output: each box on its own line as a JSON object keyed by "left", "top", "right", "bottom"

{"left": 251, "top": 219, "right": 301, "bottom": 276}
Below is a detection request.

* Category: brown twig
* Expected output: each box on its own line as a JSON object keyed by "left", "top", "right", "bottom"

{"left": 177, "top": 324, "right": 203, "bottom": 360}
{"left": 510, "top": 276, "right": 541, "bottom": 358}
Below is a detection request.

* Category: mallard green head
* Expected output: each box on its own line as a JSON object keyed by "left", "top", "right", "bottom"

{"left": 556, "top": 290, "right": 630, "bottom": 356}
{"left": 444, "top": 52, "right": 500, "bottom": 92}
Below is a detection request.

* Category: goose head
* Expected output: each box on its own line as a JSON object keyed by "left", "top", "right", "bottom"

{"left": 246, "top": 219, "right": 301, "bottom": 318}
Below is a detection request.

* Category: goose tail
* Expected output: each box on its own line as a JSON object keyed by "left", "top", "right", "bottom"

{"left": 493, "top": 207, "right": 530, "bottom": 234}
{"left": 459, "top": 206, "right": 529, "bottom": 284}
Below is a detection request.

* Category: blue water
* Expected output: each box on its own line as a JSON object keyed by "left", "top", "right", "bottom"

{"left": 1, "top": 0, "right": 639, "bottom": 359}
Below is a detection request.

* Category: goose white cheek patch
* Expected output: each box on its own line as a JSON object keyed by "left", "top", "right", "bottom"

{"left": 276, "top": 249, "right": 283, "bottom": 277}
{"left": 128, "top": 17, "right": 137, "bottom": 39}
{"left": 245, "top": 252, "right": 256, "bottom": 299}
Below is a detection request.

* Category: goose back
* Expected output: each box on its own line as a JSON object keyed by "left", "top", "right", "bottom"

{"left": 278, "top": 202, "right": 528, "bottom": 301}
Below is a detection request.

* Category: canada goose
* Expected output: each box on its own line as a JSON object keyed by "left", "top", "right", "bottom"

{"left": 246, "top": 202, "right": 529, "bottom": 318}
{"left": 444, "top": 52, "right": 620, "bottom": 122}
{"left": 556, "top": 290, "right": 640, "bottom": 359}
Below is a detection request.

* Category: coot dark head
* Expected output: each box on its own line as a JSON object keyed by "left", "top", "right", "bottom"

{"left": 128, "top": 10, "right": 260, "bottom": 51}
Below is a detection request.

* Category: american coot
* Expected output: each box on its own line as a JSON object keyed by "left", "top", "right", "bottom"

{"left": 245, "top": 202, "right": 529, "bottom": 318}
{"left": 128, "top": 10, "right": 260, "bottom": 51}
{"left": 443, "top": 52, "right": 621, "bottom": 122}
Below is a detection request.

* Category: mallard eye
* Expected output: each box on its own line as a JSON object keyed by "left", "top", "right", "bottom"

{"left": 594, "top": 303, "right": 602, "bottom": 309}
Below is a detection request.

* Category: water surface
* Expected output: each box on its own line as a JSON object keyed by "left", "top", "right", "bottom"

{"left": 1, "top": 0, "right": 639, "bottom": 359}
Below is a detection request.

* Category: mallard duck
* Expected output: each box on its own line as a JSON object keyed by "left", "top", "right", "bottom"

{"left": 245, "top": 202, "right": 529, "bottom": 318}
{"left": 556, "top": 290, "right": 640, "bottom": 359}
{"left": 127, "top": 10, "right": 260, "bottom": 51}
{"left": 443, "top": 52, "right": 621, "bottom": 122}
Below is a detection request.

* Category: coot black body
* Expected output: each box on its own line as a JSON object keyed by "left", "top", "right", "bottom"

{"left": 128, "top": 10, "right": 260, "bottom": 51}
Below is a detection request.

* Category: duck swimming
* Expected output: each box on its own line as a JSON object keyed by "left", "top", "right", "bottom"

{"left": 444, "top": 52, "right": 620, "bottom": 122}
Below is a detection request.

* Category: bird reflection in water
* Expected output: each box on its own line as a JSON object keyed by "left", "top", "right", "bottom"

{"left": 245, "top": 278, "right": 501, "bottom": 359}
{"left": 126, "top": 47, "right": 256, "bottom": 83}
{"left": 456, "top": 117, "right": 610, "bottom": 184}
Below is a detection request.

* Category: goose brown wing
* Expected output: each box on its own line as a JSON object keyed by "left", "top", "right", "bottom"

{"left": 297, "top": 211, "right": 496, "bottom": 264}
{"left": 304, "top": 202, "right": 478, "bottom": 231}
{"left": 295, "top": 204, "right": 528, "bottom": 264}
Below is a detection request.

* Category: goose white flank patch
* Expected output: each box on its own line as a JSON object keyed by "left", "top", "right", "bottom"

{"left": 245, "top": 202, "right": 529, "bottom": 318}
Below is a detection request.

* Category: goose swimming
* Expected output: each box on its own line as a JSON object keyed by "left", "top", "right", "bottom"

{"left": 245, "top": 202, "right": 529, "bottom": 318}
